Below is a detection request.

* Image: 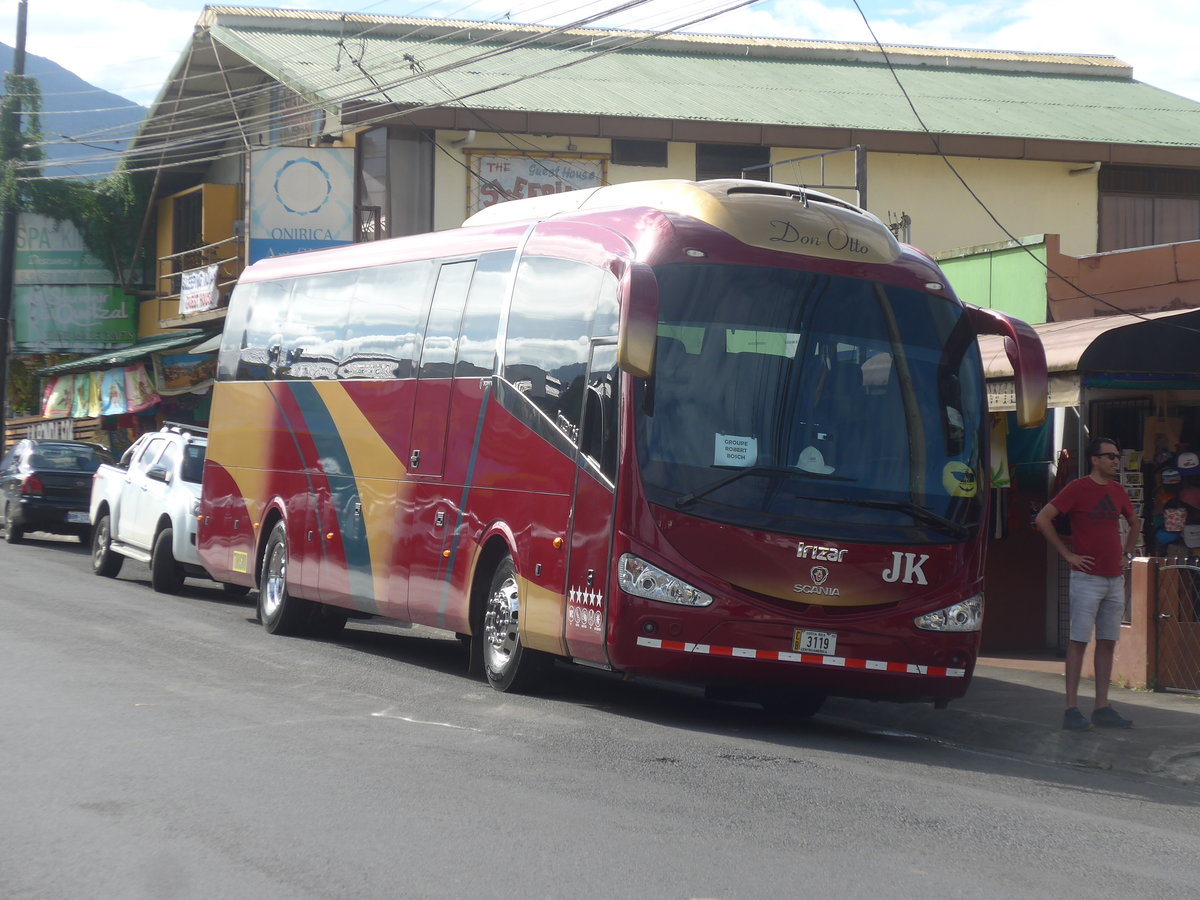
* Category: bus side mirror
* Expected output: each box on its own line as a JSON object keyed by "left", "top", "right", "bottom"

{"left": 968, "top": 306, "right": 1048, "bottom": 428}
{"left": 617, "top": 262, "right": 658, "bottom": 378}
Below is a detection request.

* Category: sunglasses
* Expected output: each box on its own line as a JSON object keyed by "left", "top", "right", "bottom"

{"left": 1095, "top": 452, "right": 1120, "bottom": 460}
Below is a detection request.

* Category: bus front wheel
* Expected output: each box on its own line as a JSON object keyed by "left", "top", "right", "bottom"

{"left": 481, "top": 555, "right": 549, "bottom": 693}
{"left": 258, "top": 522, "right": 313, "bottom": 635}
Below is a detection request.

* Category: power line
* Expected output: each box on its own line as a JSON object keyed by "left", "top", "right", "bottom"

{"left": 848, "top": 0, "right": 1200, "bottom": 335}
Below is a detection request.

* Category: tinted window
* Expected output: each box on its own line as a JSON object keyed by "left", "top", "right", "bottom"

{"left": 224, "top": 280, "right": 292, "bottom": 381}
{"left": 455, "top": 251, "right": 513, "bottom": 377}
{"left": 419, "top": 261, "right": 475, "bottom": 379}
{"left": 180, "top": 444, "right": 206, "bottom": 483}
{"left": 504, "top": 257, "right": 608, "bottom": 442}
{"left": 345, "top": 260, "right": 436, "bottom": 379}
{"left": 280, "top": 271, "right": 355, "bottom": 379}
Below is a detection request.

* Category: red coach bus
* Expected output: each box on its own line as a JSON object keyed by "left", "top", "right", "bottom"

{"left": 199, "top": 179, "right": 1046, "bottom": 713}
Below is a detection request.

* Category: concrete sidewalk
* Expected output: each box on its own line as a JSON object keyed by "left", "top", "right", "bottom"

{"left": 821, "top": 655, "right": 1200, "bottom": 784}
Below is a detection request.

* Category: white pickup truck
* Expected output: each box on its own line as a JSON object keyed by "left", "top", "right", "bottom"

{"left": 89, "top": 425, "right": 230, "bottom": 594}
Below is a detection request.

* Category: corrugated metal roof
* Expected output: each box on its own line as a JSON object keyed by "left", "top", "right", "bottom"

{"left": 37, "top": 330, "right": 208, "bottom": 376}
{"left": 197, "top": 10, "right": 1200, "bottom": 147}
{"left": 979, "top": 308, "right": 1200, "bottom": 378}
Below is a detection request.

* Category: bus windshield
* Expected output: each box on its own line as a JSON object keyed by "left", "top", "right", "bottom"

{"left": 635, "top": 262, "right": 985, "bottom": 542}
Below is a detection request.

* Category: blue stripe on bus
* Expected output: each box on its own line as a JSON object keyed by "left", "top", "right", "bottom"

{"left": 288, "top": 382, "right": 377, "bottom": 611}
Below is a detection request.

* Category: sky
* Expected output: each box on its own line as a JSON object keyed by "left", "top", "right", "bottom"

{"left": 2, "top": 0, "right": 1198, "bottom": 107}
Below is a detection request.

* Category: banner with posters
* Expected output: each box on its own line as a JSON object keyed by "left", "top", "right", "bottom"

{"left": 153, "top": 351, "right": 217, "bottom": 396}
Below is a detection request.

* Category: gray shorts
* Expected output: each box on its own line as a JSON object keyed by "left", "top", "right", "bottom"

{"left": 1069, "top": 571, "right": 1125, "bottom": 643}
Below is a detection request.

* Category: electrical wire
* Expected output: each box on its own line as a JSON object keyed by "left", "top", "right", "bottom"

{"left": 848, "top": 0, "right": 1200, "bottom": 334}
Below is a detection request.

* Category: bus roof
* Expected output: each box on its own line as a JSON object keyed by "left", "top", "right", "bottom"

{"left": 463, "top": 179, "right": 903, "bottom": 266}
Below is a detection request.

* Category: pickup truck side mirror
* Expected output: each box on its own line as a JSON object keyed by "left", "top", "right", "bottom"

{"left": 146, "top": 466, "right": 171, "bottom": 484}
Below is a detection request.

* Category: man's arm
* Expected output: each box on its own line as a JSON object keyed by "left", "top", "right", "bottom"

{"left": 1034, "top": 501, "right": 1092, "bottom": 571}
{"left": 1122, "top": 508, "right": 1142, "bottom": 556}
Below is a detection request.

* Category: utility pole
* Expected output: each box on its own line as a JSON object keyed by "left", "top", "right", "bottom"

{"left": 0, "top": 0, "right": 29, "bottom": 449}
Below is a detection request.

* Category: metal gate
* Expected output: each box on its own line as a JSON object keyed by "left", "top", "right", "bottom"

{"left": 1155, "top": 563, "right": 1200, "bottom": 694}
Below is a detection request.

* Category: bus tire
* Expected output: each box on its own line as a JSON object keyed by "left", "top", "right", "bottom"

{"left": 258, "top": 522, "right": 313, "bottom": 636}
{"left": 91, "top": 514, "right": 123, "bottom": 578}
{"left": 151, "top": 527, "right": 185, "bottom": 594}
{"left": 481, "top": 555, "right": 549, "bottom": 693}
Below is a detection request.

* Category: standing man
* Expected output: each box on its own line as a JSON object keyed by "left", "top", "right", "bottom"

{"left": 1036, "top": 437, "right": 1140, "bottom": 730}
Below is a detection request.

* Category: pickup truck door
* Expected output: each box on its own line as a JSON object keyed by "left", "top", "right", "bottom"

{"left": 121, "top": 437, "right": 167, "bottom": 550}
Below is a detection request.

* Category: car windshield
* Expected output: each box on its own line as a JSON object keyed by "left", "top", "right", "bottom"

{"left": 634, "top": 262, "right": 985, "bottom": 543}
{"left": 30, "top": 443, "right": 113, "bottom": 473}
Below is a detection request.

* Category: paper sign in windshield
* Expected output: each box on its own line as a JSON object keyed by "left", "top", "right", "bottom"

{"left": 715, "top": 434, "right": 758, "bottom": 467}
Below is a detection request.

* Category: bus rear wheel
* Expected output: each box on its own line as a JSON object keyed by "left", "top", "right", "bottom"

{"left": 481, "top": 555, "right": 549, "bottom": 693}
{"left": 258, "top": 522, "right": 314, "bottom": 635}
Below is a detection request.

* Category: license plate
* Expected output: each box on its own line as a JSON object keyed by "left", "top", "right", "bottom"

{"left": 793, "top": 629, "right": 837, "bottom": 655}
{"left": 67, "top": 511, "right": 90, "bottom": 524}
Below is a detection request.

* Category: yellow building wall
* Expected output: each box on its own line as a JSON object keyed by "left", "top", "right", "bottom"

{"left": 435, "top": 136, "right": 1099, "bottom": 258}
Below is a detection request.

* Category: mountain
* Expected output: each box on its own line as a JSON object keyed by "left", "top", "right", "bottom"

{"left": 0, "top": 43, "right": 145, "bottom": 178}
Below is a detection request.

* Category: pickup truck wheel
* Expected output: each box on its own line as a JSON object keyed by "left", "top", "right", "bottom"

{"left": 91, "top": 514, "right": 123, "bottom": 577}
{"left": 258, "top": 522, "right": 313, "bottom": 635}
{"left": 151, "top": 527, "right": 185, "bottom": 594}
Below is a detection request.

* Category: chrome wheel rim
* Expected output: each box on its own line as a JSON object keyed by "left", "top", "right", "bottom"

{"left": 483, "top": 572, "right": 520, "bottom": 674}
{"left": 262, "top": 538, "right": 287, "bottom": 620}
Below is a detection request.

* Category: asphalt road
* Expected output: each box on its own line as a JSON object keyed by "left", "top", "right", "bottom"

{"left": 3, "top": 532, "right": 1200, "bottom": 900}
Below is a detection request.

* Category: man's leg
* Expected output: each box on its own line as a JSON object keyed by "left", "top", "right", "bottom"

{"left": 1065, "top": 639, "right": 1087, "bottom": 709}
{"left": 1092, "top": 639, "right": 1116, "bottom": 709}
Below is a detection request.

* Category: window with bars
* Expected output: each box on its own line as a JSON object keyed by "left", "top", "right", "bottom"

{"left": 1098, "top": 165, "right": 1200, "bottom": 251}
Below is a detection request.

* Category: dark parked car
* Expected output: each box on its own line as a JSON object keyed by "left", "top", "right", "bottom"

{"left": 0, "top": 439, "right": 115, "bottom": 544}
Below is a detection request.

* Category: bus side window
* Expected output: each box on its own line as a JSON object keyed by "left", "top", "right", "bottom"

{"left": 419, "top": 261, "right": 476, "bottom": 378}
{"left": 230, "top": 280, "right": 292, "bottom": 381}
{"left": 346, "top": 261, "right": 436, "bottom": 379}
{"left": 455, "top": 250, "right": 514, "bottom": 377}
{"left": 503, "top": 257, "right": 605, "bottom": 444}
{"left": 279, "top": 270, "right": 355, "bottom": 379}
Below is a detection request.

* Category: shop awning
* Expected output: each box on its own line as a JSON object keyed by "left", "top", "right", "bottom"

{"left": 36, "top": 329, "right": 208, "bottom": 377}
{"left": 979, "top": 308, "right": 1200, "bottom": 410}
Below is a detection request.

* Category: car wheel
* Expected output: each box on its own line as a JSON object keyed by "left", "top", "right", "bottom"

{"left": 2, "top": 504, "right": 23, "bottom": 544}
{"left": 151, "top": 527, "right": 185, "bottom": 594}
{"left": 481, "top": 555, "right": 550, "bottom": 693}
{"left": 258, "top": 521, "right": 314, "bottom": 635}
{"left": 91, "top": 514, "right": 123, "bottom": 577}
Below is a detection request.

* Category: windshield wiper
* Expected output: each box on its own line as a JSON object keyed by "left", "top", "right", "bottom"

{"left": 674, "top": 465, "right": 798, "bottom": 510}
{"left": 793, "top": 494, "right": 969, "bottom": 538}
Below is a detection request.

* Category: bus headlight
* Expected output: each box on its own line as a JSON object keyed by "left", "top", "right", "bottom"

{"left": 618, "top": 553, "right": 713, "bottom": 607}
{"left": 914, "top": 593, "right": 983, "bottom": 632}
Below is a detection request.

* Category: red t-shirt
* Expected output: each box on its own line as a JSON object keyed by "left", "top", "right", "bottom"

{"left": 1051, "top": 476, "right": 1136, "bottom": 576}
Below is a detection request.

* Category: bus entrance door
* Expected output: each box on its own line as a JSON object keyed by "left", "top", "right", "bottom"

{"left": 564, "top": 346, "right": 619, "bottom": 665}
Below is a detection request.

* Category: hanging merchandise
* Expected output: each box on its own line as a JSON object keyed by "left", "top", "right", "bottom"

{"left": 1142, "top": 397, "right": 1182, "bottom": 461}
{"left": 989, "top": 413, "right": 1010, "bottom": 488}
{"left": 100, "top": 369, "right": 127, "bottom": 415}
{"left": 1164, "top": 505, "right": 1187, "bottom": 532}
{"left": 42, "top": 375, "right": 73, "bottom": 417}
{"left": 124, "top": 363, "right": 161, "bottom": 413}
